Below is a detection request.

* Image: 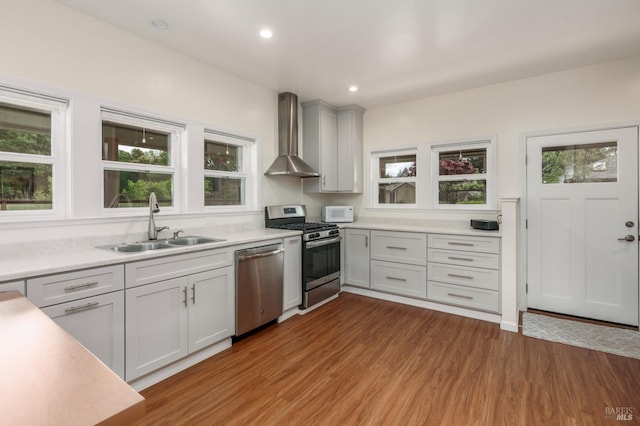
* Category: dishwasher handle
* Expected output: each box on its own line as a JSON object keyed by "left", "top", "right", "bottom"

{"left": 237, "top": 248, "right": 284, "bottom": 262}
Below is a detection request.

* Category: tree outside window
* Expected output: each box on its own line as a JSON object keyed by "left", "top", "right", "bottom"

{"left": 0, "top": 103, "right": 55, "bottom": 211}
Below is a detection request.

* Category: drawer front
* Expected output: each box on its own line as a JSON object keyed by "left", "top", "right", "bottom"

{"left": 428, "top": 248, "right": 499, "bottom": 270}
{"left": 371, "top": 231, "right": 427, "bottom": 266}
{"left": 28, "top": 265, "right": 125, "bottom": 308}
{"left": 428, "top": 281, "right": 500, "bottom": 313}
{"left": 370, "top": 260, "right": 427, "bottom": 299}
{"left": 428, "top": 234, "right": 500, "bottom": 254}
{"left": 427, "top": 263, "right": 499, "bottom": 291}
{"left": 125, "top": 248, "right": 232, "bottom": 288}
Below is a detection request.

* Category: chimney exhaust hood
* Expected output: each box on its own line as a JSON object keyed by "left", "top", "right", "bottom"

{"left": 264, "top": 92, "right": 320, "bottom": 178}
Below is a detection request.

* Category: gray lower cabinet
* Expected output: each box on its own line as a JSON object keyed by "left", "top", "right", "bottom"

{"left": 125, "top": 249, "right": 234, "bottom": 381}
{"left": 0, "top": 280, "right": 25, "bottom": 295}
{"left": 343, "top": 229, "right": 370, "bottom": 288}
{"left": 41, "top": 291, "right": 125, "bottom": 379}
{"left": 283, "top": 236, "right": 302, "bottom": 310}
{"left": 27, "top": 265, "right": 126, "bottom": 379}
{"left": 343, "top": 228, "right": 501, "bottom": 314}
{"left": 427, "top": 234, "right": 501, "bottom": 313}
{"left": 369, "top": 230, "right": 427, "bottom": 299}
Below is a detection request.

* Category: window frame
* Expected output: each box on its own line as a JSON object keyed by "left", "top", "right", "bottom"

{"left": 0, "top": 86, "right": 68, "bottom": 219}
{"left": 203, "top": 130, "right": 257, "bottom": 212}
{"left": 369, "top": 137, "right": 497, "bottom": 211}
{"left": 370, "top": 148, "right": 419, "bottom": 209}
{"left": 100, "top": 108, "right": 183, "bottom": 215}
{"left": 430, "top": 138, "right": 497, "bottom": 210}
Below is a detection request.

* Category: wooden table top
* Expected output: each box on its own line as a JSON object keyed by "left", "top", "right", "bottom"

{"left": 0, "top": 291, "right": 144, "bottom": 425}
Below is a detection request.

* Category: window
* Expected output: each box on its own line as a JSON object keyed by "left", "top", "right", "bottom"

{"left": 101, "top": 109, "right": 183, "bottom": 210}
{"left": 370, "top": 137, "right": 496, "bottom": 210}
{"left": 0, "top": 88, "right": 67, "bottom": 215}
{"left": 541, "top": 141, "right": 617, "bottom": 184}
{"left": 204, "top": 131, "right": 255, "bottom": 208}
{"left": 373, "top": 151, "right": 417, "bottom": 206}
{"left": 433, "top": 142, "right": 491, "bottom": 208}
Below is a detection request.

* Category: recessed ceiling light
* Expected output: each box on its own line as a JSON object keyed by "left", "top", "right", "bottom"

{"left": 349, "top": 85, "right": 359, "bottom": 92}
{"left": 151, "top": 19, "right": 169, "bottom": 30}
{"left": 260, "top": 28, "right": 273, "bottom": 39}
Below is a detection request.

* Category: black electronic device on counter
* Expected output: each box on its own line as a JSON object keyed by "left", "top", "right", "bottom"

{"left": 470, "top": 219, "right": 499, "bottom": 230}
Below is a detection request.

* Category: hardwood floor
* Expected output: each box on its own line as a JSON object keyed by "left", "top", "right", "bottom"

{"left": 134, "top": 293, "right": 640, "bottom": 425}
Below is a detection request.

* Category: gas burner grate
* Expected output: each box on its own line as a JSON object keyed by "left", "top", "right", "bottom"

{"left": 274, "top": 222, "right": 338, "bottom": 232}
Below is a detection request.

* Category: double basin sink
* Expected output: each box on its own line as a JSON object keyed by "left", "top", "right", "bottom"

{"left": 102, "top": 236, "right": 225, "bottom": 253}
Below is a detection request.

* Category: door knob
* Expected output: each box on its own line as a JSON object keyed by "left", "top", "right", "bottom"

{"left": 617, "top": 235, "right": 635, "bottom": 242}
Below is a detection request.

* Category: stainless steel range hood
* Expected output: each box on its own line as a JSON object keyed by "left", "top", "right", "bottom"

{"left": 264, "top": 92, "right": 320, "bottom": 178}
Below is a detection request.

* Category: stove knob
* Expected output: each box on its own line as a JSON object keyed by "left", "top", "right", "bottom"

{"left": 329, "top": 229, "right": 339, "bottom": 236}
{"left": 309, "top": 232, "right": 320, "bottom": 239}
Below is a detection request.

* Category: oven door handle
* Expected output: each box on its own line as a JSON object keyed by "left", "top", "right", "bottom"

{"left": 306, "top": 236, "right": 342, "bottom": 249}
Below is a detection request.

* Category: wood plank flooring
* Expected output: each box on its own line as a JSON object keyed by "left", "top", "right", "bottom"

{"left": 134, "top": 293, "right": 640, "bottom": 425}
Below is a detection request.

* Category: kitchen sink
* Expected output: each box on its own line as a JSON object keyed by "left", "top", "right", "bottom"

{"left": 167, "top": 236, "right": 224, "bottom": 246}
{"left": 100, "top": 236, "right": 225, "bottom": 253}
{"left": 110, "top": 242, "right": 174, "bottom": 252}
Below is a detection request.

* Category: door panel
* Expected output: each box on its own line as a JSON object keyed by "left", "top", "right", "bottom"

{"left": 526, "top": 126, "right": 639, "bottom": 326}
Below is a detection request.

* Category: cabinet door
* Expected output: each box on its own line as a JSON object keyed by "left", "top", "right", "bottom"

{"left": 336, "top": 106, "right": 364, "bottom": 192}
{"left": 187, "top": 266, "right": 235, "bottom": 353}
{"left": 344, "top": 229, "right": 370, "bottom": 288}
{"left": 42, "top": 291, "right": 125, "bottom": 379}
{"left": 125, "top": 277, "right": 188, "bottom": 381}
{"left": 320, "top": 109, "right": 338, "bottom": 191}
{"left": 283, "top": 236, "right": 302, "bottom": 310}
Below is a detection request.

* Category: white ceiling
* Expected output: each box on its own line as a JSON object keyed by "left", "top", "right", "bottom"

{"left": 56, "top": 0, "right": 640, "bottom": 108}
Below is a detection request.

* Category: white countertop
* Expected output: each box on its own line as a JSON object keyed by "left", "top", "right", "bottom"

{"left": 0, "top": 221, "right": 499, "bottom": 283}
{"left": 0, "top": 228, "right": 300, "bottom": 283}
{"left": 341, "top": 221, "right": 502, "bottom": 237}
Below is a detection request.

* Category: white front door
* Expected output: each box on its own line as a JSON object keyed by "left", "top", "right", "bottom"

{"left": 526, "top": 126, "right": 639, "bottom": 326}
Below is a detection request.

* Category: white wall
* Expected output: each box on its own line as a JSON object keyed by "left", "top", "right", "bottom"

{"left": 321, "top": 55, "right": 640, "bottom": 221}
{"left": 3, "top": 0, "right": 640, "bottom": 243}
{"left": 0, "top": 0, "right": 303, "bottom": 243}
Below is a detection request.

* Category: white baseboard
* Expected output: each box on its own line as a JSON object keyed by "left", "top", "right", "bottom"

{"left": 500, "top": 320, "right": 519, "bottom": 333}
{"left": 342, "top": 285, "right": 502, "bottom": 325}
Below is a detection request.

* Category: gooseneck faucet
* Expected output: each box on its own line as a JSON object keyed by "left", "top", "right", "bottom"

{"left": 148, "top": 192, "right": 168, "bottom": 240}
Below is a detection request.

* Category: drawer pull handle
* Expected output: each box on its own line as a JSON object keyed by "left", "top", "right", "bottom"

{"left": 386, "top": 276, "right": 407, "bottom": 282}
{"left": 191, "top": 284, "right": 196, "bottom": 304}
{"left": 447, "top": 293, "right": 473, "bottom": 300}
{"left": 64, "top": 281, "right": 99, "bottom": 292}
{"left": 448, "top": 256, "right": 474, "bottom": 262}
{"left": 386, "top": 246, "right": 407, "bottom": 250}
{"left": 183, "top": 286, "right": 188, "bottom": 307}
{"left": 448, "top": 242, "right": 474, "bottom": 247}
{"left": 448, "top": 273, "right": 474, "bottom": 280}
{"left": 64, "top": 302, "right": 99, "bottom": 314}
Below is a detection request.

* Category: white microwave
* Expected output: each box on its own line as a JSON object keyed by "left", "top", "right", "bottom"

{"left": 321, "top": 205, "right": 354, "bottom": 223}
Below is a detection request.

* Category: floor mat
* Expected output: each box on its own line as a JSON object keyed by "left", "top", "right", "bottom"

{"left": 522, "top": 312, "right": 640, "bottom": 360}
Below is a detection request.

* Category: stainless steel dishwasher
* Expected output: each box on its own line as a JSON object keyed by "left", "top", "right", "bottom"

{"left": 235, "top": 243, "right": 284, "bottom": 336}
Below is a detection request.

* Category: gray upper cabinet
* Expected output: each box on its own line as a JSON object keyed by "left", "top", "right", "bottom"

{"left": 302, "top": 100, "right": 365, "bottom": 193}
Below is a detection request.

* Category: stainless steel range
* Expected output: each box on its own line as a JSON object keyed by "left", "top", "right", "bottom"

{"left": 265, "top": 205, "right": 341, "bottom": 309}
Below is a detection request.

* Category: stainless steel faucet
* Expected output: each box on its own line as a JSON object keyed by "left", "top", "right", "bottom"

{"left": 148, "top": 192, "right": 168, "bottom": 240}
